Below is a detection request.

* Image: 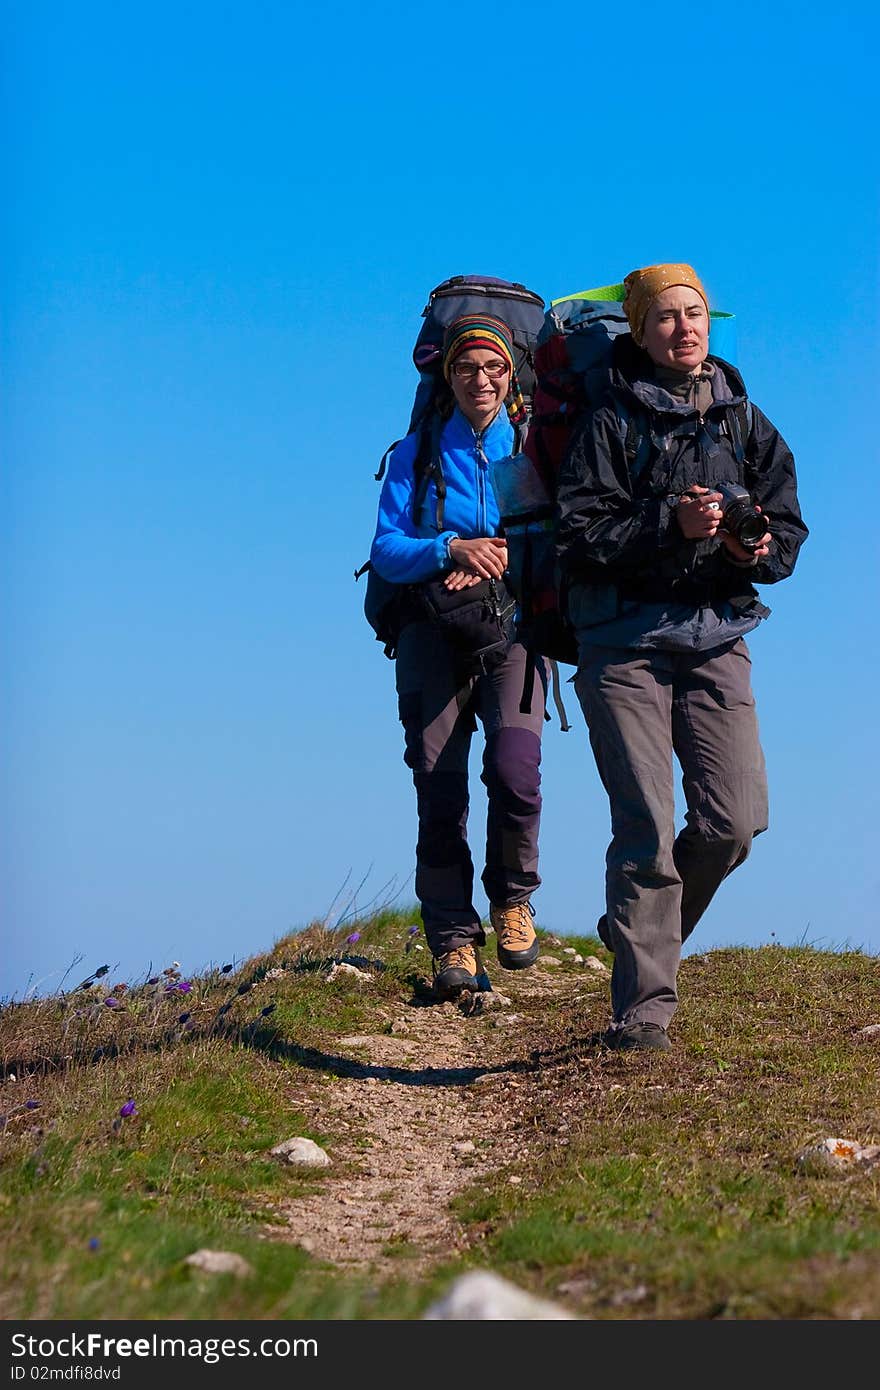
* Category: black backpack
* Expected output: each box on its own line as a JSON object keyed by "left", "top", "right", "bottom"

{"left": 356, "top": 275, "right": 545, "bottom": 658}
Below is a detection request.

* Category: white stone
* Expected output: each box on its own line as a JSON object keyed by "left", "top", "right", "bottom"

{"left": 184, "top": 1249, "right": 252, "bottom": 1277}
{"left": 796, "top": 1137, "right": 875, "bottom": 1174}
{"left": 325, "top": 961, "right": 373, "bottom": 983}
{"left": 538, "top": 955, "right": 560, "bottom": 968}
{"left": 423, "top": 1271, "right": 578, "bottom": 1320}
{"left": 474, "top": 990, "right": 512, "bottom": 1011}
{"left": 562, "top": 948, "right": 578, "bottom": 956}
{"left": 452, "top": 1141, "right": 476, "bottom": 1155}
{"left": 583, "top": 956, "right": 610, "bottom": 974}
{"left": 856, "top": 1023, "right": 880, "bottom": 1039}
{"left": 270, "top": 1136, "right": 332, "bottom": 1168}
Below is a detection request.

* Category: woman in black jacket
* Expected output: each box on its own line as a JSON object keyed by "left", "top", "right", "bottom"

{"left": 556, "top": 262, "right": 808, "bottom": 1051}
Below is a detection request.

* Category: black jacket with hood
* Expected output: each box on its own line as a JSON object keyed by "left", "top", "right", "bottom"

{"left": 555, "top": 335, "right": 808, "bottom": 633}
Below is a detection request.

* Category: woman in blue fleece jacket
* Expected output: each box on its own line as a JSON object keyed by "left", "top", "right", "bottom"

{"left": 370, "top": 314, "right": 548, "bottom": 1000}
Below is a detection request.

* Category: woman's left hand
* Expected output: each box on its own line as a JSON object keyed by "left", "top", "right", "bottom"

{"left": 719, "top": 505, "right": 771, "bottom": 564}
{"left": 443, "top": 570, "right": 484, "bottom": 592}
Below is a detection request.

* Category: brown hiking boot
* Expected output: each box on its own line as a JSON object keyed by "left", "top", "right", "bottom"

{"left": 490, "top": 901, "right": 539, "bottom": 970}
{"left": 432, "top": 944, "right": 482, "bottom": 1001}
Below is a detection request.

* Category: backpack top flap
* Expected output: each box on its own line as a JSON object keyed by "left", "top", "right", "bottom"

{"left": 538, "top": 297, "right": 631, "bottom": 378}
{"left": 415, "top": 276, "right": 546, "bottom": 358}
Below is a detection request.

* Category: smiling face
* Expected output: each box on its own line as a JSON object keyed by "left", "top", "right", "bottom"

{"left": 641, "top": 285, "right": 710, "bottom": 373}
{"left": 449, "top": 348, "right": 511, "bottom": 429}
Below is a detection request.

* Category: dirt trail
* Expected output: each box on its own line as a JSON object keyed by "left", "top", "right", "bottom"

{"left": 269, "top": 954, "right": 608, "bottom": 1274}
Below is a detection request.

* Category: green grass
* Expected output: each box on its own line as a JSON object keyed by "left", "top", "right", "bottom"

{"left": 451, "top": 945, "right": 880, "bottom": 1318}
{"left": 2, "top": 912, "right": 878, "bottom": 1319}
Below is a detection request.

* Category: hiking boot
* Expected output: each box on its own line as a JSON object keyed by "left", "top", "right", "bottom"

{"left": 490, "top": 901, "right": 540, "bottom": 970}
{"left": 432, "top": 944, "right": 482, "bottom": 1001}
{"left": 604, "top": 1021, "right": 671, "bottom": 1052}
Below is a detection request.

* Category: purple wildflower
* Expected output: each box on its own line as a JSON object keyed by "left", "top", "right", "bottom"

{"left": 221, "top": 963, "right": 233, "bottom": 973}
{"left": 176, "top": 981, "right": 192, "bottom": 994}
{"left": 119, "top": 1100, "right": 136, "bottom": 1118}
{"left": 146, "top": 976, "right": 160, "bottom": 986}
{"left": 25, "top": 1100, "right": 40, "bottom": 1111}
{"left": 407, "top": 926, "right": 419, "bottom": 936}
{"left": 236, "top": 982, "right": 251, "bottom": 996}
{"left": 345, "top": 931, "right": 361, "bottom": 944}
{"left": 88, "top": 1238, "right": 100, "bottom": 1252}
{"left": 260, "top": 1004, "right": 276, "bottom": 1017}
{"left": 95, "top": 966, "right": 109, "bottom": 978}
{"left": 178, "top": 1011, "right": 191, "bottom": 1024}
{"left": 104, "top": 998, "right": 120, "bottom": 1009}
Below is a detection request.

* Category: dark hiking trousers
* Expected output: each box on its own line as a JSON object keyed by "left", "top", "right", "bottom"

{"left": 574, "top": 639, "right": 768, "bottom": 1029}
{"left": 395, "top": 622, "right": 548, "bottom": 957}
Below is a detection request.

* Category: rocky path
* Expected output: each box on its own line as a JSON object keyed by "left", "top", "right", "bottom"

{"left": 268, "top": 952, "right": 609, "bottom": 1274}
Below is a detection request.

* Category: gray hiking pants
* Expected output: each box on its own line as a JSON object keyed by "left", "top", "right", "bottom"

{"left": 395, "top": 622, "right": 548, "bottom": 957}
{"left": 574, "top": 639, "right": 768, "bottom": 1029}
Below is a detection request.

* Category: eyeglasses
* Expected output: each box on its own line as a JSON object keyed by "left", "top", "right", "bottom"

{"left": 452, "top": 360, "right": 510, "bottom": 380}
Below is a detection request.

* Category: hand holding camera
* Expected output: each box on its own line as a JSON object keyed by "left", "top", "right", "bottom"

{"left": 677, "top": 484, "right": 771, "bottom": 562}
{"left": 676, "top": 485, "right": 725, "bottom": 540}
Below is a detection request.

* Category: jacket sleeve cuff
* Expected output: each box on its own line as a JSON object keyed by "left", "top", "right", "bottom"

{"left": 656, "top": 497, "right": 680, "bottom": 550}
{"left": 437, "top": 533, "right": 458, "bottom": 571}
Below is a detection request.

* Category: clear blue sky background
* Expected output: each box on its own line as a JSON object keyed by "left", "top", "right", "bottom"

{"left": 3, "top": 1, "right": 878, "bottom": 998}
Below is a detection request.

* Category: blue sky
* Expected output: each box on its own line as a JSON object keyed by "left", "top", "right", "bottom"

{"left": 3, "top": 1, "right": 878, "bottom": 997}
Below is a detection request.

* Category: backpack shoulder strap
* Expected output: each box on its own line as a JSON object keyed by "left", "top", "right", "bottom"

{"left": 725, "top": 398, "right": 754, "bottom": 469}
{"left": 411, "top": 414, "right": 446, "bottom": 529}
{"left": 375, "top": 438, "right": 402, "bottom": 482}
{"left": 615, "top": 399, "right": 654, "bottom": 480}
{"left": 736, "top": 399, "right": 753, "bottom": 449}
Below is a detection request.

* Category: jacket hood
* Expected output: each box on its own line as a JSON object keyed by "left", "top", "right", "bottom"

{"left": 609, "top": 333, "right": 748, "bottom": 416}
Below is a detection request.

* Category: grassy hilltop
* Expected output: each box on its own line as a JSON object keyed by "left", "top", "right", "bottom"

{"left": 1, "top": 909, "right": 879, "bottom": 1321}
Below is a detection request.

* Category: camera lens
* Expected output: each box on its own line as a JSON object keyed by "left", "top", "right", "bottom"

{"left": 722, "top": 499, "right": 764, "bottom": 549}
{"left": 734, "top": 512, "right": 765, "bottom": 548}
{"left": 715, "top": 484, "right": 764, "bottom": 552}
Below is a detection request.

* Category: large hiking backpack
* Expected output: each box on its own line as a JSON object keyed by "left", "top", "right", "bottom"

{"left": 495, "top": 282, "right": 740, "bottom": 670}
{"left": 357, "top": 274, "right": 546, "bottom": 658}
{"left": 373, "top": 274, "right": 547, "bottom": 485}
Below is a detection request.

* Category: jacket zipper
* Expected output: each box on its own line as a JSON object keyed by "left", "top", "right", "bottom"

{"left": 473, "top": 427, "right": 488, "bottom": 534}
{"left": 472, "top": 428, "right": 504, "bottom": 617}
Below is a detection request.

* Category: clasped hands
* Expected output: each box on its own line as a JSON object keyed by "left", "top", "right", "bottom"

{"left": 443, "top": 536, "right": 508, "bottom": 592}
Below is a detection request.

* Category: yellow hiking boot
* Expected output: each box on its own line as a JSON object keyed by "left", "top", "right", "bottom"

{"left": 490, "top": 901, "right": 539, "bottom": 970}
{"left": 432, "top": 944, "right": 483, "bottom": 1001}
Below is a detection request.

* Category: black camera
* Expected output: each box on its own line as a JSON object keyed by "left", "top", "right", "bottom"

{"left": 713, "top": 483, "right": 765, "bottom": 551}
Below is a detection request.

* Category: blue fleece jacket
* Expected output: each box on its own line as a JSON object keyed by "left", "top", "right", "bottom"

{"left": 370, "top": 407, "right": 511, "bottom": 585}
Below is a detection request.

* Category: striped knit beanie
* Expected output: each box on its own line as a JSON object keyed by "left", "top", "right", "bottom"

{"left": 441, "top": 314, "right": 527, "bottom": 424}
{"left": 622, "top": 264, "right": 709, "bottom": 346}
